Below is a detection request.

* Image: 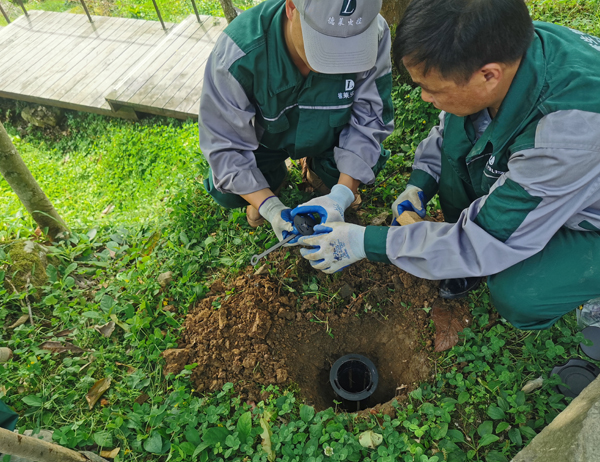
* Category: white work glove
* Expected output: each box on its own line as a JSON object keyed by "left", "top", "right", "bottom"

{"left": 298, "top": 222, "right": 366, "bottom": 274}
{"left": 391, "top": 185, "right": 426, "bottom": 225}
{"left": 258, "top": 196, "right": 295, "bottom": 243}
{"left": 292, "top": 184, "right": 355, "bottom": 224}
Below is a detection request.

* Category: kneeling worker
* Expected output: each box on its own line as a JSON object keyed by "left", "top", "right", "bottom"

{"left": 199, "top": 0, "right": 394, "bottom": 242}
{"left": 297, "top": 0, "right": 600, "bottom": 330}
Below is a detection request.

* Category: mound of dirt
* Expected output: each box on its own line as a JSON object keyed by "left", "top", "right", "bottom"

{"left": 170, "top": 255, "right": 472, "bottom": 410}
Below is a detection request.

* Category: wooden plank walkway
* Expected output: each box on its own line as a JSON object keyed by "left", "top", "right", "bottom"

{"left": 0, "top": 9, "right": 227, "bottom": 120}
{"left": 106, "top": 14, "right": 227, "bottom": 119}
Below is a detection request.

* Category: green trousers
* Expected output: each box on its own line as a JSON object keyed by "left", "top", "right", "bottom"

{"left": 204, "top": 146, "right": 390, "bottom": 209}
{"left": 439, "top": 170, "right": 600, "bottom": 330}
{"left": 488, "top": 227, "right": 600, "bottom": 330}
{"left": 0, "top": 400, "right": 18, "bottom": 431}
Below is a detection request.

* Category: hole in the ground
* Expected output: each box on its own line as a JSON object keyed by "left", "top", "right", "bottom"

{"left": 290, "top": 315, "right": 432, "bottom": 411}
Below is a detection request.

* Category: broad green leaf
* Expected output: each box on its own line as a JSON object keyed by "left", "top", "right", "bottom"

{"left": 100, "top": 295, "right": 114, "bottom": 312}
{"left": 487, "top": 405, "right": 506, "bottom": 420}
{"left": 22, "top": 395, "right": 43, "bottom": 407}
{"left": 508, "top": 428, "right": 522, "bottom": 446}
{"left": 143, "top": 432, "right": 163, "bottom": 454}
{"left": 192, "top": 443, "right": 208, "bottom": 458}
{"left": 477, "top": 420, "right": 493, "bottom": 437}
{"left": 184, "top": 427, "right": 201, "bottom": 446}
{"left": 202, "top": 427, "right": 230, "bottom": 447}
{"left": 46, "top": 264, "right": 57, "bottom": 283}
{"left": 43, "top": 295, "right": 58, "bottom": 306}
{"left": 478, "top": 434, "right": 499, "bottom": 447}
{"left": 93, "top": 431, "right": 113, "bottom": 447}
{"left": 237, "top": 411, "right": 252, "bottom": 443}
{"left": 300, "top": 404, "right": 315, "bottom": 423}
{"left": 486, "top": 451, "right": 509, "bottom": 462}
{"left": 446, "top": 429, "right": 465, "bottom": 443}
{"left": 410, "top": 388, "right": 423, "bottom": 401}
{"left": 519, "top": 426, "right": 536, "bottom": 439}
{"left": 496, "top": 422, "right": 510, "bottom": 433}
{"left": 82, "top": 311, "right": 102, "bottom": 319}
{"left": 458, "top": 392, "right": 470, "bottom": 404}
{"left": 516, "top": 391, "right": 526, "bottom": 407}
{"left": 431, "top": 422, "right": 448, "bottom": 440}
{"left": 63, "top": 262, "right": 77, "bottom": 278}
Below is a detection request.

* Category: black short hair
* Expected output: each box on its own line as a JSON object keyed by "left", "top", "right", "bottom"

{"left": 393, "top": 0, "right": 534, "bottom": 83}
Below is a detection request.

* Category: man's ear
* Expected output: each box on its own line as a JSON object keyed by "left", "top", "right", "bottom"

{"left": 285, "top": 0, "right": 296, "bottom": 20}
{"left": 478, "top": 63, "right": 503, "bottom": 87}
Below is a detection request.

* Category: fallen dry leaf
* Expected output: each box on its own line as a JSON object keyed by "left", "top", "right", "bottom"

{"left": 48, "top": 328, "right": 75, "bottom": 338}
{"left": 9, "top": 315, "right": 29, "bottom": 329}
{"left": 100, "top": 399, "right": 109, "bottom": 406}
{"left": 116, "top": 362, "right": 136, "bottom": 374}
{"left": 94, "top": 321, "right": 116, "bottom": 338}
{"left": 86, "top": 377, "right": 112, "bottom": 410}
{"left": 100, "top": 448, "right": 120, "bottom": 459}
{"left": 40, "top": 341, "right": 86, "bottom": 354}
{"left": 359, "top": 430, "right": 383, "bottom": 449}
{"left": 432, "top": 302, "right": 466, "bottom": 352}
{"left": 135, "top": 393, "right": 150, "bottom": 405}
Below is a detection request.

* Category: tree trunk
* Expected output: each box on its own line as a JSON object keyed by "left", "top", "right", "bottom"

{"left": 0, "top": 427, "right": 93, "bottom": 462}
{"left": 218, "top": 0, "right": 237, "bottom": 23}
{"left": 0, "top": 122, "right": 69, "bottom": 241}
{"left": 380, "top": 0, "right": 411, "bottom": 28}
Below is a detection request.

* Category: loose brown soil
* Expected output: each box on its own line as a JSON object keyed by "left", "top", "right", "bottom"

{"left": 168, "top": 253, "right": 473, "bottom": 411}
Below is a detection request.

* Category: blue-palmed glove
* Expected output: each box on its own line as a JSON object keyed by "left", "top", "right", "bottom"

{"left": 258, "top": 196, "right": 296, "bottom": 244}
{"left": 298, "top": 222, "right": 366, "bottom": 274}
{"left": 391, "top": 185, "right": 426, "bottom": 226}
{"left": 292, "top": 184, "right": 355, "bottom": 224}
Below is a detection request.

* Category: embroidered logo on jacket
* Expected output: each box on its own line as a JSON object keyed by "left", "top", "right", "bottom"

{"left": 570, "top": 28, "right": 600, "bottom": 52}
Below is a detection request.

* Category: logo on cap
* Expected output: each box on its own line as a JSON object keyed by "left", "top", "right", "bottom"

{"left": 340, "top": 0, "right": 356, "bottom": 16}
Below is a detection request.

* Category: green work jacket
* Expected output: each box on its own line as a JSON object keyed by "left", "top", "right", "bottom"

{"left": 366, "top": 22, "right": 600, "bottom": 279}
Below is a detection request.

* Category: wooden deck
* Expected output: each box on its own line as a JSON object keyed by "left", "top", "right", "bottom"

{"left": 0, "top": 10, "right": 227, "bottom": 120}
{"left": 106, "top": 14, "right": 227, "bottom": 119}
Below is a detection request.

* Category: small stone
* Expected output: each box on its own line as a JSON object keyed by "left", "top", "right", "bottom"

{"left": 370, "top": 211, "right": 390, "bottom": 226}
{"left": 339, "top": 283, "right": 354, "bottom": 300}
{"left": 157, "top": 271, "right": 173, "bottom": 288}
{"left": 254, "top": 264, "right": 269, "bottom": 276}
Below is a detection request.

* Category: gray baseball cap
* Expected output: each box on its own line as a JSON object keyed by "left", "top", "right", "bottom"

{"left": 293, "top": 0, "right": 383, "bottom": 74}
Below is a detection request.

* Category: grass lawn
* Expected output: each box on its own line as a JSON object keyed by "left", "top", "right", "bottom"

{"left": 0, "top": 1, "right": 599, "bottom": 461}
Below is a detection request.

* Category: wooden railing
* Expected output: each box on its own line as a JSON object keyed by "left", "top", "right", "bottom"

{"left": 0, "top": 0, "right": 204, "bottom": 28}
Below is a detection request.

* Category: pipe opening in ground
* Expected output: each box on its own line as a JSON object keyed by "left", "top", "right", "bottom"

{"left": 330, "top": 354, "right": 379, "bottom": 411}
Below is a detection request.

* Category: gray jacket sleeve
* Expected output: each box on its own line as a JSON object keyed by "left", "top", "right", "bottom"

{"left": 384, "top": 110, "right": 600, "bottom": 279}
{"left": 199, "top": 34, "right": 269, "bottom": 195}
{"left": 334, "top": 16, "right": 395, "bottom": 185}
{"left": 413, "top": 111, "right": 445, "bottom": 184}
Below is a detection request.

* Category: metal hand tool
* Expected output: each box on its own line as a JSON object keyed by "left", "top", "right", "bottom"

{"left": 250, "top": 214, "right": 317, "bottom": 265}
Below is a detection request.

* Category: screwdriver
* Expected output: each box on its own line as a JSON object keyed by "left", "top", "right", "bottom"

{"left": 250, "top": 214, "right": 318, "bottom": 265}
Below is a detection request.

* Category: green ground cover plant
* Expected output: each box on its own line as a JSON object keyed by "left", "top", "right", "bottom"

{"left": 1, "top": 0, "right": 600, "bottom": 461}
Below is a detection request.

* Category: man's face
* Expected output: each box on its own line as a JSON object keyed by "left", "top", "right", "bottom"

{"left": 403, "top": 59, "right": 494, "bottom": 117}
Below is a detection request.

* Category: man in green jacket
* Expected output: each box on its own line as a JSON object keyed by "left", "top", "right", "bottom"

{"left": 199, "top": 0, "right": 394, "bottom": 242}
{"left": 297, "top": 0, "right": 600, "bottom": 330}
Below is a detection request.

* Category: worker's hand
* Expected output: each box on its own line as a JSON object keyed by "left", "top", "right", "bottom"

{"left": 258, "top": 196, "right": 296, "bottom": 244}
{"left": 391, "top": 185, "right": 426, "bottom": 225}
{"left": 293, "top": 184, "right": 355, "bottom": 224}
{"left": 298, "top": 222, "right": 366, "bottom": 274}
